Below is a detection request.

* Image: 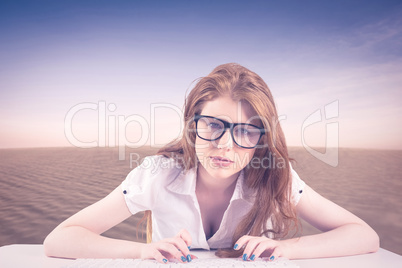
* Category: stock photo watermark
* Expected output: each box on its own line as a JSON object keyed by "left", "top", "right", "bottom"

{"left": 128, "top": 151, "right": 287, "bottom": 172}
{"left": 64, "top": 100, "right": 339, "bottom": 167}
{"left": 301, "top": 100, "right": 339, "bottom": 167}
{"left": 64, "top": 101, "right": 184, "bottom": 160}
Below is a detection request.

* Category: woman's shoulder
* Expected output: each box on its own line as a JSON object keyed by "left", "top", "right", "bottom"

{"left": 121, "top": 155, "right": 185, "bottom": 212}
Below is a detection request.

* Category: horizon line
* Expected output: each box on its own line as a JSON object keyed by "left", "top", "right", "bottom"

{"left": 1, "top": 145, "right": 401, "bottom": 152}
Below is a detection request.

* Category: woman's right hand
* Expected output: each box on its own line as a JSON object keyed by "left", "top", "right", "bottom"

{"left": 139, "top": 229, "right": 197, "bottom": 264}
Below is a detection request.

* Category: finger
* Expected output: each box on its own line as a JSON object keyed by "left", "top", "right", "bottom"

{"left": 268, "top": 246, "right": 282, "bottom": 262}
{"left": 153, "top": 250, "right": 169, "bottom": 264}
{"left": 242, "top": 237, "right": 266, "bottom": 261}
{"left": 175, "top": 229, "right": 193, "bottom": 262}
{"left": 233, "top": 235, "right": 252, "bottom": 250}
{"left": 157, "top": 243, "right": 187, "bottom": 263}
{"left": 176, "top": 229, "right": 192, "bottom": 248}
{"left": 167, "top": 236, "right": 192, "bottom": 261}
{"left": 252, "top": 240, "right": 276, "bottom": 260}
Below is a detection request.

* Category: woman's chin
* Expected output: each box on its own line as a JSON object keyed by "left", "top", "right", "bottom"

{"left": 204, "top": 166, "right": 240, "bottom": 180}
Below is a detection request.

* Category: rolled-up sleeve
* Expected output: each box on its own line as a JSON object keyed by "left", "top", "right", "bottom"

{"left": 120, "top": 155, "right": 167, "bottom": 214}
{"left": 290, "top": 165, "right": 306, "bottom": 205}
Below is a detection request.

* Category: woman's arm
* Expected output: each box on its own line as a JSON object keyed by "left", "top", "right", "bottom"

{"left": 283, "top": 184, "right": 380, "bottom": 259}
{"left": 235, "top": 185, "right": 379, "bottom": 260}
{"left": 43, "top": 186, "right": 193, "bottom": 263}
{"left": 43, "top": 186, "right": 142, "bottom": 259}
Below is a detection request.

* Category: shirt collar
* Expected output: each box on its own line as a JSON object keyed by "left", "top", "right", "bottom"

{"left": 166, "top": 167, "right": 197, "bottom": 195}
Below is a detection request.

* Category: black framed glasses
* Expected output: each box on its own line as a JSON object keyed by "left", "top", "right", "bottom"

{"left": 193, "top": 115, "right": 265, "bottom": 149}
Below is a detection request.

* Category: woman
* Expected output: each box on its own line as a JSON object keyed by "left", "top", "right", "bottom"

{"left": 44, "top": 63, "right": 379, "bottom": 264}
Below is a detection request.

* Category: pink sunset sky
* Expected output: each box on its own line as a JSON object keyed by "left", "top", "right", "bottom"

{"left": 1, "top": 0, "right": 401, "bottom": 150}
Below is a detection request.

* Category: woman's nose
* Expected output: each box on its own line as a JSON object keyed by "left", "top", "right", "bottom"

{"left": 216, "top": 129, "right": 233, "bottom": 149}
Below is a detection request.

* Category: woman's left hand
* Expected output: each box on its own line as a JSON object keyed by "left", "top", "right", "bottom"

{"left": 234, "top": 235, "right": 289, "bottom": 262}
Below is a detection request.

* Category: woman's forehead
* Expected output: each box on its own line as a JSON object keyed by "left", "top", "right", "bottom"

{"left": 200, "top": 97, "right": 259, "bottom": 123}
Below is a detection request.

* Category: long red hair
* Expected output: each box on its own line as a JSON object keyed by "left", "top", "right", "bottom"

{"left": 157, "top": 63, "right": 299, "bottom": 257}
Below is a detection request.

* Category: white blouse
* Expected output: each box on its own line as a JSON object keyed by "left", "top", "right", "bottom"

{"left": 121, "top": 155, "right": 305, "bottom": 250}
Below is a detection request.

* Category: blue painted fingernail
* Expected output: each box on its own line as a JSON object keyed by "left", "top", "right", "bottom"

{"left": 187, "top": 254, "right": 192, "bottom": 262}
{"left": 233, "top": 244, "right": 238, "bottom": 249}
{"left": 242, "top": 253, "right": 248, "bottom": 261}
{"left": 188, "top": 246, "right": 191, "bottom": 250}
{"left": 163, "top": 258, "right": 168, "bottom": 263}
{"left": 181, "top": 256, "right": 187, "bottom": 262}
{"left": 250, "top": 254, "right": 255, "bottom": 261}
{"left": 270, "top": 256, "right": 275, "bottom": 261}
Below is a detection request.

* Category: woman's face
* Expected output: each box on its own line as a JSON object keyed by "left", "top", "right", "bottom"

{"left": 195, "top": 96, "right": 261, "bottom": 181}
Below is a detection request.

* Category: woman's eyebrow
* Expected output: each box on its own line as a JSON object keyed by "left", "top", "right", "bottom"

{"left": 202, "top": 115, "right": 257, "bottom": 125}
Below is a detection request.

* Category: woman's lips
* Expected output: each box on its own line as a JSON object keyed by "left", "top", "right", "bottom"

{"left": 209, "top": 156, "right": 234, "bottom": 167}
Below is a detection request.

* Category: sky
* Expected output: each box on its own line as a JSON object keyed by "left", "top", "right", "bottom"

{"left": 0, "top": 0, "right": 401, "bottom": 150}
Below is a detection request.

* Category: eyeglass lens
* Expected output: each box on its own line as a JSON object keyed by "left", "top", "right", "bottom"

{"left": 196, "top": 116, "right": 262, "bottom": 148}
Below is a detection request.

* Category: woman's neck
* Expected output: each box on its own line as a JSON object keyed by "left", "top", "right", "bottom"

{"left": 196, "top": 164, "right": 239, "bottom": 197}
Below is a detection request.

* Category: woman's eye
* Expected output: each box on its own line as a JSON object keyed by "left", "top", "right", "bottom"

{"left": 237, "top": 127, "right": 260, "bottom": 137}
{"left": 208, "top": 122, "right": 222, "bottom": 129}
{"left": 239, "top": 128, "right": 249, "bottom": 135}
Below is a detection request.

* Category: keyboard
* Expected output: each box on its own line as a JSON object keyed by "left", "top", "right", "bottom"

{"left": 64, "top": 257, "right": 300, "bottom": 267}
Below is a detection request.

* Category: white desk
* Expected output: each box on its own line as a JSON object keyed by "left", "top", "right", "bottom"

{"left": 0, "top": 244, "right": 401, "bottom": 268}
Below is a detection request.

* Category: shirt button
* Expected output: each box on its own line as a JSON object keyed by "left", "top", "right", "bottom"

{"left": 123, "top": 190, "right": 127, "bottom": 194}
